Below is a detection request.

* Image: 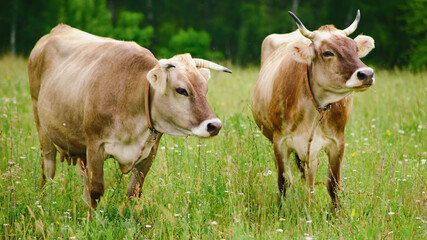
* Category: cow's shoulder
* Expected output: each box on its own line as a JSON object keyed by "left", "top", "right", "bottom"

{"left": 268, "top": 60, "right": 306, "bottom": 129}
{"left": 324, "top": 95, "right": 353, "bottom": 132}
{"left": 261, "top": 30, "right": 309, "bottom": 65}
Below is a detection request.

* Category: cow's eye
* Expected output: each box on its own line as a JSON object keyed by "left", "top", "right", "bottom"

{"left": 176, "top": 88, "right": 189, "bottom": 96}
{"left": 323, "top": 51, "right": 334, "bottom": 57}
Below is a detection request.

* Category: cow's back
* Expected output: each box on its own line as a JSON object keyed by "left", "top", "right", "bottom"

{"left": 29, "top": 24, "right": 155, "bottom": 98}
{"left": 260, "top": 30, "right": 308, "bottom": 66}
{"left": 29, "top": 24, "right": 113, "bottom": 101}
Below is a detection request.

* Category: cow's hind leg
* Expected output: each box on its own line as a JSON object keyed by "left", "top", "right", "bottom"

{"left": 273, "top": 133, "right": 293, "bottom": 196}
{"left": 40, "top": 133, "right": 57, "bottom": 185}
{"left": 32, "top": 102, "right": 57, "bottom": 185}
{"left": 127, "top": 135, "right": 162, "bottom": 197}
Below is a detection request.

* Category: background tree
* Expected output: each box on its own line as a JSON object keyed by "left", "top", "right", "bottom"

{"left": 58, "top": 0, "right": 113, "bottom": 37}
{"left": 158, "top": 28, "right": 223, "bottom": 60}
{"left": 403, "top": 0, "right": 427, "bottom": 70}
{"left": 113, "top": 10, "right": 154, "bottom": 47}
{"left": 0, "top": 0, "right": 425, "bottom": 69}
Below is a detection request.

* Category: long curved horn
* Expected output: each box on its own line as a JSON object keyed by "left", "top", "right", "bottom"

{"left": 342, "top": 10, "right": 360, "bottom": 36}
{"left": 193, "top": 58, "right": 232, "bottom": 73}
{"left": 288, "top": 11, "right": 314, "bottom": 39}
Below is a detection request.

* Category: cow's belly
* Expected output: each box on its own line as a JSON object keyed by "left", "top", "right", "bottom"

{"left": 37, "top": 69, "right": 89, "bottom": 155}
{"left": 37, "top": 97, "right": 87, "bottom": 156}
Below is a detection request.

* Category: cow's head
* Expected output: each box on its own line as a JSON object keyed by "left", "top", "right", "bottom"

{"left": 146, "top": 53, "right": 231, "bottom": 137}
{"left": 287, "top": 10, "right": 375, "bottom": 104}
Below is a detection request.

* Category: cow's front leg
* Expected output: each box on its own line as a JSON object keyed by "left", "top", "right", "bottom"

{"left": 326, "top": 137, "right": 345, "bottom": 209}
{"left": 78, "top": 157, "right": 91, "bottom": 208}
{"left": 306, "top": 139, "right": 323, "bottom": 203}
{"left": 273, "top": 133, "right": 293, "bottom": 196}
{"left": 86, "top": 142, "right": 105, "bottom": 209}
{"left": 306, "top": 153, "right": 319, "bottom": 204}
{"left": 127, "top": 134, "right": 162, "bottom": 197}
{"left": 295, "top": 153, "right": 306, "bottom": 179}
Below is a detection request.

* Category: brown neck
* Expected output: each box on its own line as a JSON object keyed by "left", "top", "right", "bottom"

{"left": 305, "top": 64, "right": 331, "bottom": 120}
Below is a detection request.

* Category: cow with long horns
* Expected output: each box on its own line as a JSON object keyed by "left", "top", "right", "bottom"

{"left": 28, "top": 24, "right": 231, "bottom": 208}
{"left": 252, "top": 10, "right": 375, "bottom": 208}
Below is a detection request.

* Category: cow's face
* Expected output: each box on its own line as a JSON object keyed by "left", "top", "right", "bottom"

{"left": 288, "top": 30, "right": 374, "bottom": 93}
{"left": 286, "top": 11, "right": 375, "bottom": 104}
{"left": 146, "top": 54, "right": 230, "bottom": 137}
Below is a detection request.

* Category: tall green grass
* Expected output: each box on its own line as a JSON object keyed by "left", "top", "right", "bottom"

{"left": 0, "top": 56, "right": 425, "bottom": 239}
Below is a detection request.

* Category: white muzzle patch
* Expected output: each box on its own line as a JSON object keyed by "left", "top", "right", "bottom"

{"left": 191, "top": 118, "right": 222, "bottom": 137}
{"left": 346, "top": 67, "right": 375, "bottom": 88}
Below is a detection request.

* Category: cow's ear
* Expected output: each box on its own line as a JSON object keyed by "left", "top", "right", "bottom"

{"left": 198, "top": 68, "right": 211, "bottom": 81}
{"left": 147, "top": 68, "right": 167, "bottom": 94}
{"left": 354, "top": 35, "right": 375, "bottom": 58}
{"left": 287, "top": 41, "right": 314, "bottom": 64}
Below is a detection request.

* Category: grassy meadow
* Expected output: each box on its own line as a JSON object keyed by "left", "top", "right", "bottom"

{"left": 0, "top": 55, "right": 426, "bottom": 239}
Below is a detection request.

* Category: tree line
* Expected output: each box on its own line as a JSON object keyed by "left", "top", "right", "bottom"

{"left": 1, "top": 0, "right": 426, "bottom": 69}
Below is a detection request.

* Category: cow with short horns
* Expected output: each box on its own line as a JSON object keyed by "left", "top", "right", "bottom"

{"left": 252, "top": 10, "right": 375, "bottom": 208}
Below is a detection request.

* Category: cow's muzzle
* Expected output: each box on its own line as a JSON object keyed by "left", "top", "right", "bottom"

{"left": 356, "top": 68, "right": 374, "bottom": 86}
{"left": 191, "top": 118, "right": 222, "bottom": 138}
{"left": 346, "top": 67, "right": 375, "bottom": 90}
{"left": 207, "top": 121, "right": 222, "bottom": 136}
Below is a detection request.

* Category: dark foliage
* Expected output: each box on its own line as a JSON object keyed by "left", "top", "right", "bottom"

{"left": 1, "top": 0, "right": 426, "bottom": 69}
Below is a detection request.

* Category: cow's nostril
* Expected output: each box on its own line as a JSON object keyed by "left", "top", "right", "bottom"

{"left": 207, "top": 122, "right": 222, "bottom": 136}
{"left": 357, "top": 71, "right": 367, "bottom": 81}
{"left": 357, "top": 68, "right": 374, "bottom": 82}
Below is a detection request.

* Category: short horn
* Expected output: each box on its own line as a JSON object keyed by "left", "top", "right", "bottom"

{"left": 342, "top": 10, "right": 360, "bottom": 36}
{"left": 158, "top": 59, "right": 176, "bottom": 69}
{"left": 288, "top": 11, "right": 314, "bottom": 39}
{"left": 193, "top": 58, "right": 232, "bottom": 73}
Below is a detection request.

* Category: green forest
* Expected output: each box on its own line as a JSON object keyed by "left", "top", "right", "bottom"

{"left": 1, "top": 0, "right": 426, "bottom": 69}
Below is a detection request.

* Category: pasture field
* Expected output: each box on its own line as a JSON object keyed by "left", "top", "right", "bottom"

{"left": 0, "top": 55, "right": 426, "bottom": 239}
